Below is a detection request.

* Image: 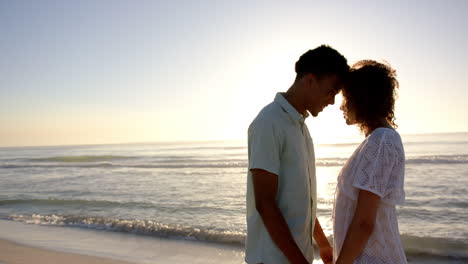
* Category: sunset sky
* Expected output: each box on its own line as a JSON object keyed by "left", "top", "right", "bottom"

{"left": 1, "top": 0, "right": 467, "bottom": 147}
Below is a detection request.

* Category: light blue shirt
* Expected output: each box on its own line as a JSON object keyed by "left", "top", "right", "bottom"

{"left": 245, "top": 93, "right": 317, "bottom": 264}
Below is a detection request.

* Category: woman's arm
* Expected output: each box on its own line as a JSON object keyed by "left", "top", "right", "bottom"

{"left": 313, "top": 218, "right": 333, "bottom": 264}
{"left": 336, "top": 190, "right": 381, "bottom": 264}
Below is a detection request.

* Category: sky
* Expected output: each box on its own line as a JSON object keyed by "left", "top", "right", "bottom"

{"left": 1, "top": 0, "right": 467, "bottom": 147}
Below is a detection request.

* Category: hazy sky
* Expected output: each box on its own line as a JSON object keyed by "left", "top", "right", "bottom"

{"left": 1, "top": 0, "right": 467, "bottom": 147}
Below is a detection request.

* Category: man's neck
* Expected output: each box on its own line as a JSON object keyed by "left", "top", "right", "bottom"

{"left": 284, "top": 89, "right": 306, "bottom": 116}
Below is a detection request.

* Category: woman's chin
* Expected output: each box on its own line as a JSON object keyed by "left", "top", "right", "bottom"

{"left": 345, "top": 119, "right": 355, "bottom": 126}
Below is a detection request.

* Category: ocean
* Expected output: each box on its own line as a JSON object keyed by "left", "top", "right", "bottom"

{"left": 0, "top": 132, "right": 467, "bottom": 263}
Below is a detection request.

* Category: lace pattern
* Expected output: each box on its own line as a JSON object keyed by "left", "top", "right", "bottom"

{"left": 333, "top": 128, "right": 407, "bottom": 264}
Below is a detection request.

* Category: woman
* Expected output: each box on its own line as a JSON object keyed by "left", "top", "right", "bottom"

{"left": 333, "top": 60, "right": 407, "bottom": 264}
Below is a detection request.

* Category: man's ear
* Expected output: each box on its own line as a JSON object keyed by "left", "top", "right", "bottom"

{"left": 307, "top": 73, "right": 318, "bottom": 87}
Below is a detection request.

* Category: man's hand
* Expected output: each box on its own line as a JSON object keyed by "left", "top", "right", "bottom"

{"left": 319, "top": 245, "right": 333, "bottom": 264}
{"left": 313, "top": 218, "right": 333, "bottom": 264}
{"left": 251, "top": 169, "right": 310, "bottom": 264}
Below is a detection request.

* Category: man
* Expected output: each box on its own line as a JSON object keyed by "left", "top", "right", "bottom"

{"left": 245, "top": 45, "right": 349, "bottom": 264}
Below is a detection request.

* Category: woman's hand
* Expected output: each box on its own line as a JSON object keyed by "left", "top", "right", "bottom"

{"left": 319, "top": 244, "right": 333, "bottom": 264}
{"left": 335, "top": 190, "right": 380, "bottom": 264}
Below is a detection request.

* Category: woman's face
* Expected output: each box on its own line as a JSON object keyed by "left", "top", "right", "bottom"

{"left": 340, "top": 99, "right": 357, "bottom": 125}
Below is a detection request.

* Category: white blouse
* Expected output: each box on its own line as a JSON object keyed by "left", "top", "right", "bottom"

{"left": 333, "top": 128, "right": 407, "bottom": 264}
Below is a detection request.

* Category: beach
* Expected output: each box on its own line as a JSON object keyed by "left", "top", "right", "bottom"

{"left": 0, "top": 220, "right": 245, "bottom": 264}
{"left": 0, "top": 219, "right": 464, "bottom": 264}
{"left": 0, "top": 239, "right": 133, "bottom": 264}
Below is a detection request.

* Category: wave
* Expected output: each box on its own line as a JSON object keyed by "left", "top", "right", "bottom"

{"left": 319, "top": 155, "right": 468, "bottom": 166}
{"left": 318, "top": 139, "right": 468, "bottom": 148}
{"left": 160, "top": 146, "right": 246, "bottom": 151}
{"left": 0, "top": 198, "right": 186, "bottom": 211}
{"left": 406, "top": 154, "right": 468, "bottom": 165}
{"left": 0, "top": 199, "right": 241, "bottom": 215}
{"left": 0, "top": 198, "right": 129, "bottom": 208}
{"left": 2, "top": 154, "right": 468, "bottom": 170}
{"left": 401, "top": 234, "right": 468, "bottom": 259}
{"left": 7, "top": 214, "right": 245, "bottom": 246}
{"left": 404, "top": 140, "right": 468, "bottom": 146}
{"left": 0, "top": 162, "right": 249, "bottom": 169}
{"left": 28, "top": 155, "right": 137, "bottom": 163}
{"left": 5, "top": 213, "right": 468, "bottom": 259}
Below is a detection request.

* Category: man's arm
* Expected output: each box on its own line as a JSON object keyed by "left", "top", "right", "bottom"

{"left": 251, "top": 169, "right": 309, "bottom": 264}
{"left": 335, "top": 190, "right": 380, "bottom": 264}
{"left": 313, "top": 218, "right": 332, "bottom": 264}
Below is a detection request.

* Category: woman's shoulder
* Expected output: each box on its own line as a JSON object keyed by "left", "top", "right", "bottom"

{"left": 368, "top": 127, "right": 403, "bottom": 145}
{"left": 359, "top": 128, "right": 405, "bottom": 161}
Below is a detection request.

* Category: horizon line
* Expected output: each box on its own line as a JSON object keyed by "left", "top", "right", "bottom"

{"left": 1, "top": 130, "right": 468, "bottom": 149}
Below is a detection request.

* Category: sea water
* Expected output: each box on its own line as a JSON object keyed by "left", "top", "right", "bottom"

{"left": 0, "top": 132, "right": 467, "bottom": 263}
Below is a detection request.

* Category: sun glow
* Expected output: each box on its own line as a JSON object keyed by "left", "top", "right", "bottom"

{"left": 307, "top": 94, "right": 361, "bottom": 145}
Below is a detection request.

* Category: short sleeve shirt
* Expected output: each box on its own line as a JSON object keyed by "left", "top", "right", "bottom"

{"left": 245, "top": 93, "right": 317, "bottom": 264}
{"left": 333, "top": 128, "right": 407, "bottom": 264}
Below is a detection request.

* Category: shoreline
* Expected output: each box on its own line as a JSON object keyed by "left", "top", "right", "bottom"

{"left": 0, "top": 238, "right": 134, "bottom": 264}
{"left": 0, "top": 219, "right": 246, "bottom": 264}
{"left": 0, "top": 219, "right": 465, "bottom": 264}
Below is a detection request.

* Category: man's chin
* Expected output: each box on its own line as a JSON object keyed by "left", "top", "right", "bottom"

{"left": 307, "top": 108, "right": 318, "bottom": 117}
{"left": 312, "top": 108, "right": 323, "bottom": 117}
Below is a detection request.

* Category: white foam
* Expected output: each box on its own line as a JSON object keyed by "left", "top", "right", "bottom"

{"left": 0, "top": 219, "right": 245, "bottom": 264}
{"left": 7, "top": 214, "right": 246, "bottom": 245}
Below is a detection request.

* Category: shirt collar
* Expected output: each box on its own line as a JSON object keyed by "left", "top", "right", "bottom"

{"left": 274, "top": 92, "right": 309, "bottom": 123}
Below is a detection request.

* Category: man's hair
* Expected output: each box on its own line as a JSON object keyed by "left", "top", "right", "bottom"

{"left": 295, "top": 45, "right": 349, "bottom": 81}
{"left": 342, "top": 60, "right": 399, "bottom": 134}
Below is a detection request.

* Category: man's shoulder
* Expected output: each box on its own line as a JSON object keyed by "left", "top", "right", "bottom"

{"left": 250, "top": 101, "right": 284, "bottom": 127}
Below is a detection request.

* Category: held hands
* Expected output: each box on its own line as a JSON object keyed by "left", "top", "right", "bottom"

{"left": 319, "top": 245, "right": 333, "bottom": 264}
{"left": 335, "top": 256, "right": 352, "bottom": 264}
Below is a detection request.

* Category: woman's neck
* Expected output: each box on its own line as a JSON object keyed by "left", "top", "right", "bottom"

{"left": 364, "top": 119, "right": 393, "bottom": 137}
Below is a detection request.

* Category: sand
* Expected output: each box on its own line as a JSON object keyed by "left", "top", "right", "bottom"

{"left": 0, "top": 238, "right": 134, "bottom": 264}
{"left": 0, "top": 220, "right": 245, "bottom": 264}
{"left": 0, "top": 220, "right": 454, "bottom": 264}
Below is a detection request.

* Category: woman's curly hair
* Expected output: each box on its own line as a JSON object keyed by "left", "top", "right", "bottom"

{"left": 342, "top": 60, "right": 399, "bottom": 135}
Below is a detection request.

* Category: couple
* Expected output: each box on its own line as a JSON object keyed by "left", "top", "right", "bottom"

{"left": 245, "top": 45, "right": 406, "bottom": 264}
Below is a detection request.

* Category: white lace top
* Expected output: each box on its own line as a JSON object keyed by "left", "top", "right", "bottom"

{"left": 333, "top": 128, "right": 407, "bottom": 264}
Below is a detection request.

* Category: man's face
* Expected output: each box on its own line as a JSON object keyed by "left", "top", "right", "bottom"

{"left": 305, "top": 74, "right": 342, "bottom": 117}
